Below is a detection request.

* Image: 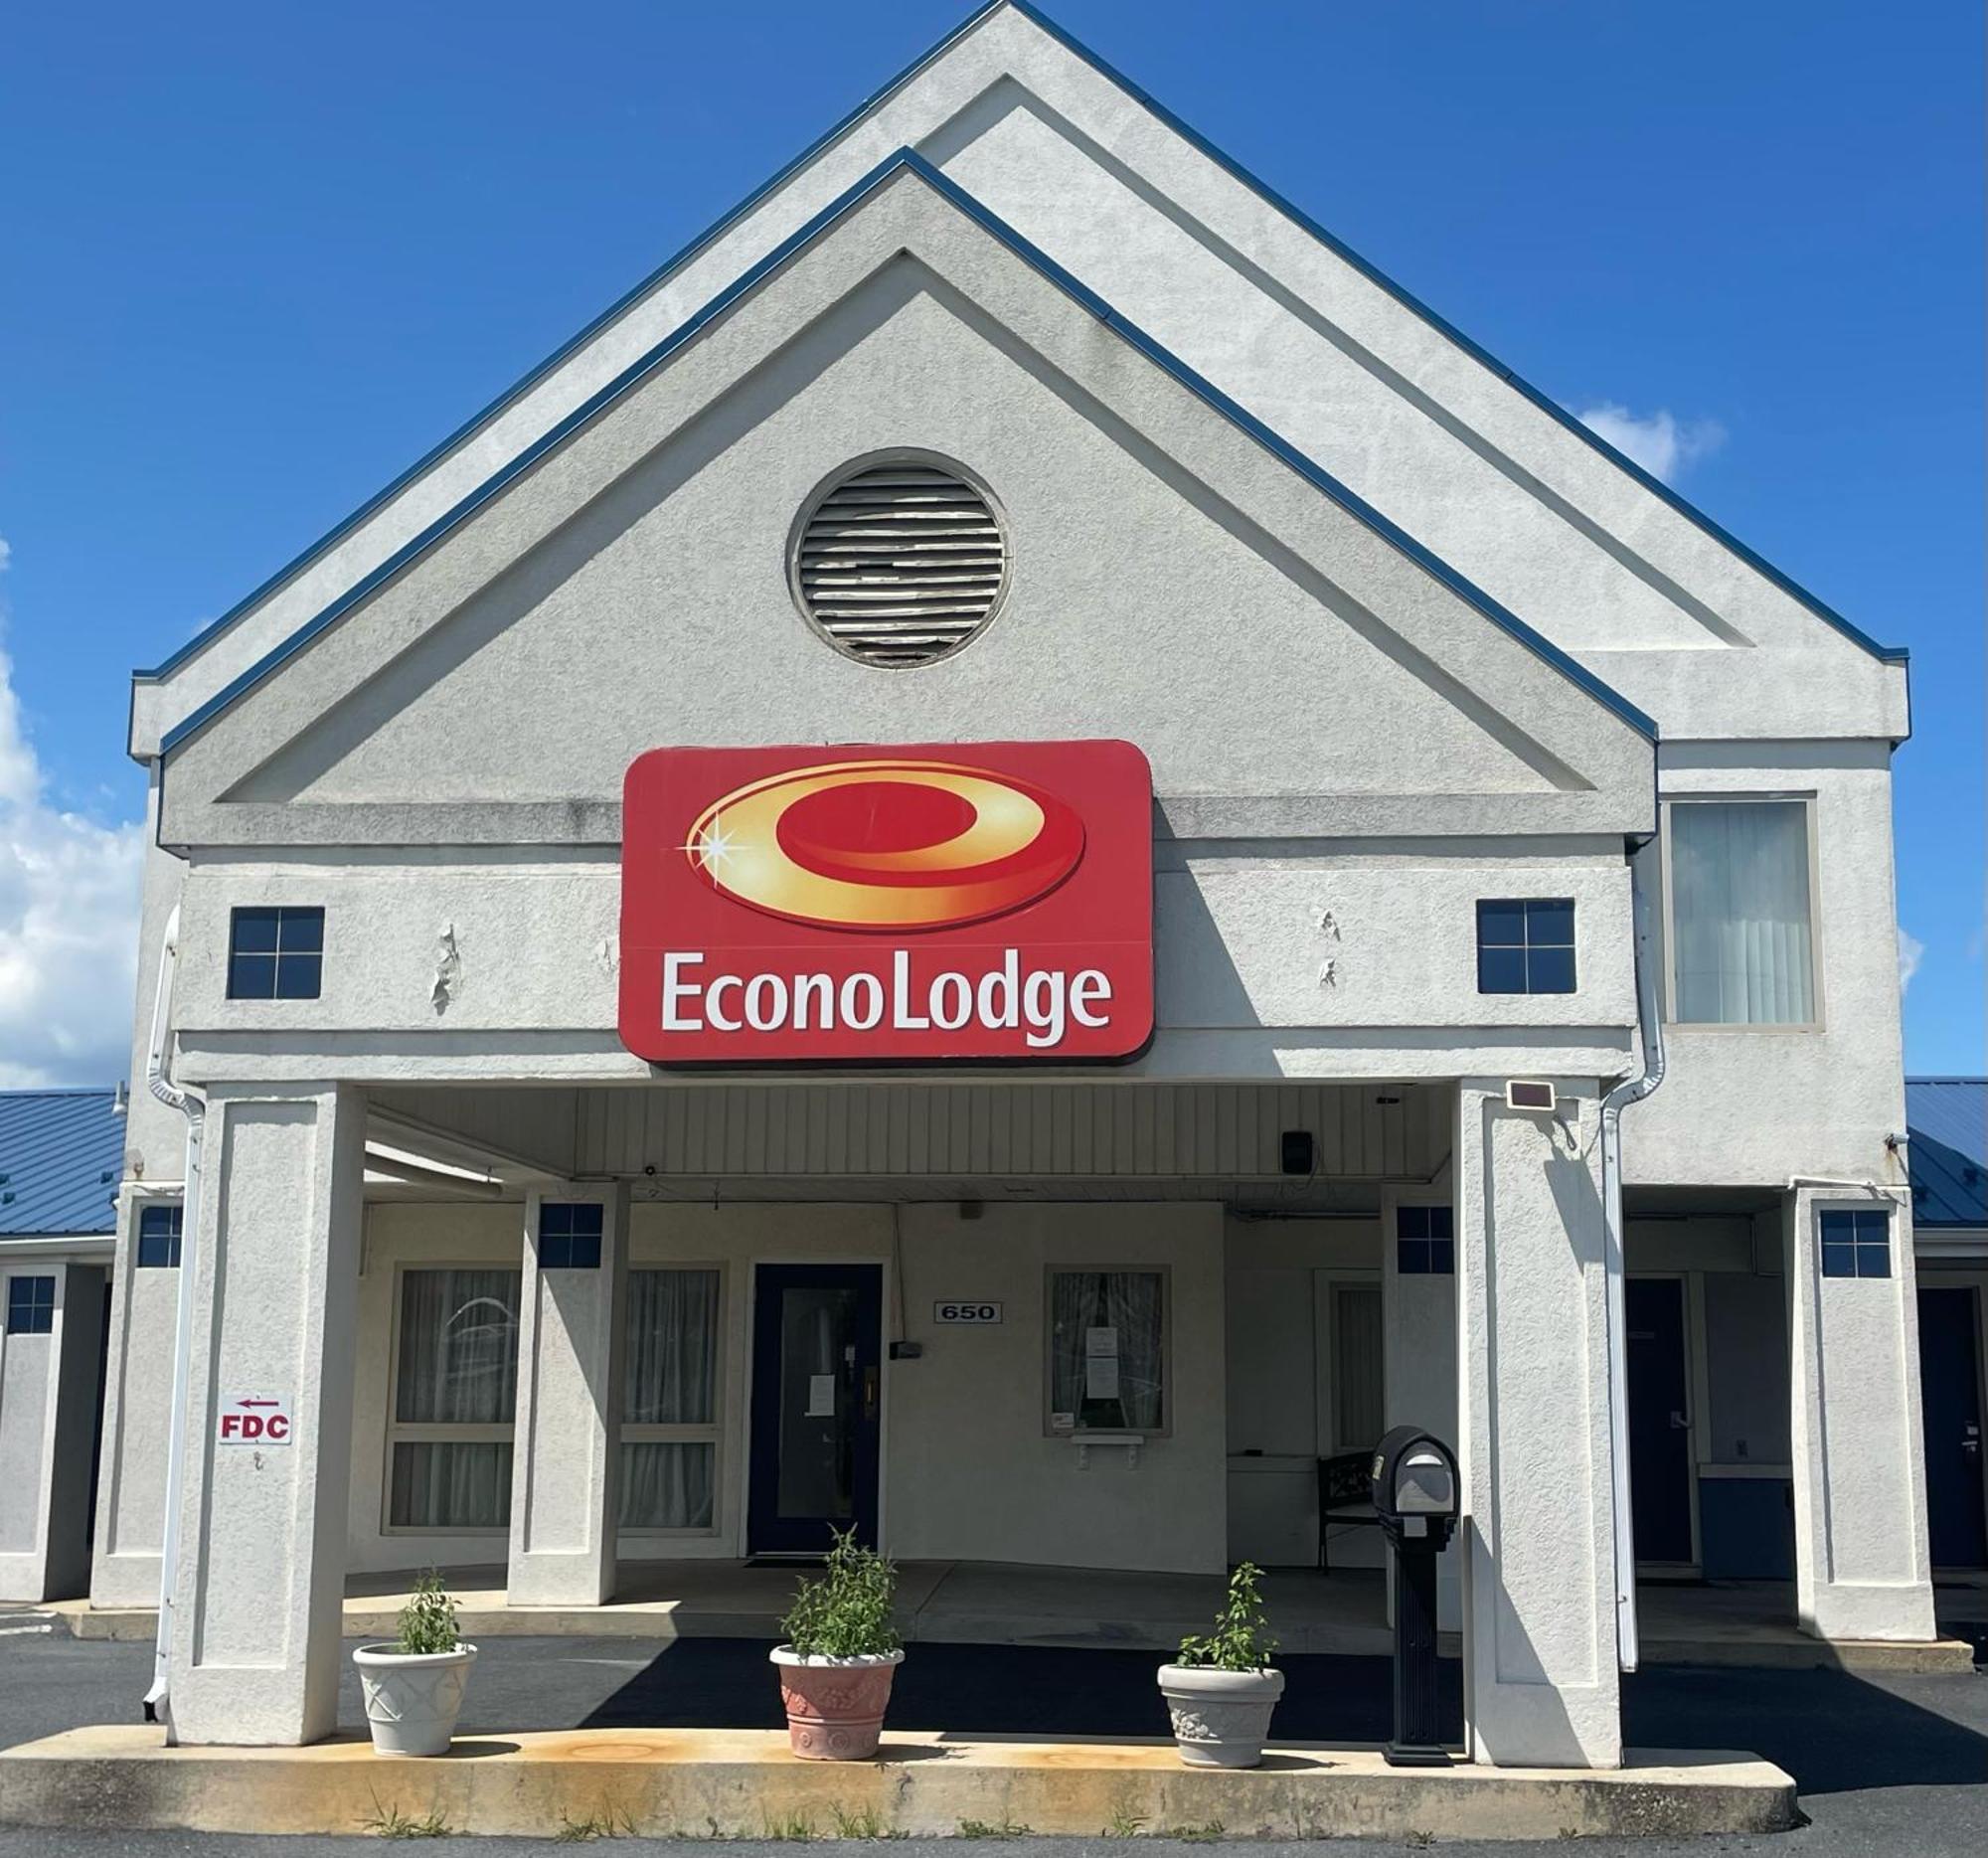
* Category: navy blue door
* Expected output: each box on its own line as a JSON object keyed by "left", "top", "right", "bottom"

{"left": 1626, "top": 1277, "right": 1695, "bottom": 1564}
{"left": 1918, "top": 1286, "right": 1987, "bottom": 1569}
{"left": 748, "top": 1265, "right": 883, "bottom": 1556}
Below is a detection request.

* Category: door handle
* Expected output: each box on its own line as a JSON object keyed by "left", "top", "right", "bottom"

{"left": 863, "top": 1366, "right": 879, "bottom": 1423}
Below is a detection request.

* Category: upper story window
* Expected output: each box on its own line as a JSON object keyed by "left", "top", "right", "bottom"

{"left": 1820, "top": 1208, "right": 1892, "bottom": 1279}
{"left": 6, "top": 1274, "right": 55, "bottom": 1334}
{"left": 136, "top": 1203, "right": 183, "bottom": 1268}
{"left": 228, "top": 906, "right": 323, "bottom": 1000}
{"left": 790, "top": 456, "right": 1007, "bottom": 668}
{"left": 538, "top": 1201, "right": 604, "bottom": 1269}
{"left": 1476, "top": 899, "right": 1575, "bottom": 994}
{"left": 1665, "top": 798, "right": 1815, "bottom": 1025}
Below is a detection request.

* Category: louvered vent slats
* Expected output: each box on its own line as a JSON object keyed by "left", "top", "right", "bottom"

{"left": 794, "top": 461, "right": 1005, "bottom": 666}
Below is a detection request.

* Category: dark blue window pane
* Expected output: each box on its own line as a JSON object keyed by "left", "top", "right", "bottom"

{"left": 229, "top": 953, "right": 276, "bottom": 999}
{"left": 1526, "top": 945, "right": 1577, "bottom": 994}
{"left": 1529, "top": 900, "right": 1575, "bottom": 945}
{"left": 231, "top": 909, "right": 281, "bottom": 954}
{"left": 274, "top": 954, "right": 322, "bottom": 1000}
{"left": 1397, "top": 1240, "right": 1428, "bottom": 1275}
{"left": 278, "top": 910, "right": 323, "bottom": 953}
{"left": 1398, "top": 1206, "right": 1429, "bottom": 1241}
{"left": 137, "top": 1204, "right": 184, "bottom": 1268}
{"left": 1478, "top": 947, "right": 1528, "bottom": 994}
{"left": 568, "top": 1204, "right": 604, "bottom": 1238}
{"left": 1477, "top": 902, "right": 1528, "bottom": 946}
{"left": 539, "top": 1204, "right": 603, "bottom": 1268}
{"left": 1428, "top": 1238, "right": 1455, "bottom": 1274}
{"left": 1855, "top": 1241, "right": 1891, "bottom": 1279}
{"left": 6, "top": 1275, "right": 55, "bottom": 1334}
{"left": 1854, "top": 1210, "right": 1889, "bottom": 1244}
{"left": 1427, "top": 1206, "right": 1454, "bottom": 1241}
{"left": 1820, "top": 1241, "right": 1856, "bottom": 1278}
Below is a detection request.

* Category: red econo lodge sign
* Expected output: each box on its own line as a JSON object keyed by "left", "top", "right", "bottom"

{"left": 619, "top": 741, "right": 1153, "bottom": 1064}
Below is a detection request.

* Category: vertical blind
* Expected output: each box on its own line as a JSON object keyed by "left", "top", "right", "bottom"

{"left": 1670, "top": 800, "right": 1815, "bottom": 1025}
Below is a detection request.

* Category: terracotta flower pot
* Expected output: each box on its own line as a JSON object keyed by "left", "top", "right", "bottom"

{"left": 769, "top": 1645, "right": 905, "bottom": 1760}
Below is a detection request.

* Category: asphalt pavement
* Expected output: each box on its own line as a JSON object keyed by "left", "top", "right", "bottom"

{"left": 0, "top": 1618, "right": 1980, "bottom": 1856}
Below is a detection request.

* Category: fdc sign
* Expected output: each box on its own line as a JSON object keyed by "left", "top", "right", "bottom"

{"left": 217, "top": 1395, "right": 292, "bottom": 1445}
{"left": 619, "top": 741, "right": 1154, "bottom": 1064}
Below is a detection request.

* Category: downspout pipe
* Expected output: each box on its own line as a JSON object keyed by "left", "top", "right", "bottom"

{"left": 141, "top": 905, "right": 205, "bottom": 1736}
{"left": 1599, "top": 867, "right": 1667, "bottom": 1673}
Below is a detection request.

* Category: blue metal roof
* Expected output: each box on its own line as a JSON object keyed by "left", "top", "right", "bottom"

{"left": 0, "top": 1090, "right": 125, "bottom": 1238}
{"left": 133, "top": 0, "right": 1905, "bottom": 715}
{"left": 1907, "top": 1078, "right": 1986, "bottom": 1231}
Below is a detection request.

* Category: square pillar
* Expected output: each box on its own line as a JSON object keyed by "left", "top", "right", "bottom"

{"left": 91, "top": 1191, "right": 182, "bottom": 1606}
{"left": 0, "top": 1259, "right": 107, "bottom": 1603}
{"left": 507, "top": 1184, "right": 627, "bottom": 1606}
{"left": 1381, "top": 1183, "right": 1461, "bottom": 1630}
{"left": 166, "top": 1085, "right": 365, "bottom": 1746}
{"left": 1455, "top": 1081, "right": 1621, "bottom": 1769}
{"left": 1786, "top": 1185, "right": 1936, "bottom": 1641}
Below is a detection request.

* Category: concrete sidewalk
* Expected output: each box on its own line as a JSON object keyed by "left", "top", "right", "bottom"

{"left": 54, "top": 1562, "right": 1975, "bottom": 1671}
{"left": 0, "top": 1724, "right": 1798, "bottom": 1843}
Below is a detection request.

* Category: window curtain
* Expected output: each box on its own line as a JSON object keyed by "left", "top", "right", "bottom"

{"left": 620, "top": 1268, "right": 720, "bottom": 1528}
{"left": 1332, "top": 1282, "right": 1385, "bottom": 1450}
{"left": 396, "top": 1268, "right": 521, "bottom": 1424}
{"left": 619, "top": 1441, "right": 716, "bottom": 1530}
{"left": 390, "top": 1268, "right": 521, "bottom": 1530}
{"left": 1671, "top": 801, "right": 1815, "bottom": 1024}
{"left": 623, "top": 1269, "right": 719, "bottom": 1423}
{"left": 1050, "top": 1269, "right": 1164, "bottom": 1432}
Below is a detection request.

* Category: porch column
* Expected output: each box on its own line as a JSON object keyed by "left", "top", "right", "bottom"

{"left": 166, "top": 1084, "right": 365, "bottom": 1746}
{"left": 1454, "top": 1080, "right": 1621, "bottom": 1769}
{"left": 1381, "top": 1184, "right": 1461, "bottom": 1629}
{"left": 507, "top": 1183, "right": 627, "bottom": 1606}
{"left": 1785, "top": 1184, "right": 1936, "bottom": 1640}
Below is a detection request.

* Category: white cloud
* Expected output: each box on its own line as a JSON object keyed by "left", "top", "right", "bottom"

{"left": 1898, "top": 928, "right": 1925, "bottom": 995}
{"left": 1576, "top": 404, "right": 1727, "bottom": 486}
{"left": 0, "top": 541, "right": 145, "bottom": 1087}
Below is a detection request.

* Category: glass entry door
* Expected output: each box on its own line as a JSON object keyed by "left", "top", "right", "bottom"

{"left": 747, "top": 1264, "right": 883, "bottom": 1555}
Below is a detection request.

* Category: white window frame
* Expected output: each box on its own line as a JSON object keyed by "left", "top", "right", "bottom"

{"left": 619, "top": 1261, "right": 726, "bottom": 1538}
{"left": 1659, "top": 792, "right": 1824, "bottom": 1032}
{"left": 1042, "top": 1264, "right": 1172, "bottom": 1438}
{"left": 382, "top": 1259, "right": 521, "bottom": 1538}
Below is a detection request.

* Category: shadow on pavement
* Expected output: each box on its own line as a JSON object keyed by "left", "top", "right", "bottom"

{"left": 582, "top": 1641, "right": 1465, "bottom": 1746}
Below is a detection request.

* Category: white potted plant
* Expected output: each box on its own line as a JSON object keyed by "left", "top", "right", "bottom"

{"left": 353, "top": 1570, "right": 477, "bottom": 1758}
{"left": 1157, "top": 1561, "right": 1283, "bottom": 1768}
{"left": 769, "top": 1528, "right": 905, "bottom": 1761}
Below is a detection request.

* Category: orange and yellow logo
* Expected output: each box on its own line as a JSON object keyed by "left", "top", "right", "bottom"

{"left": 682, "top": 758, "right": 1084, "bottom": 930}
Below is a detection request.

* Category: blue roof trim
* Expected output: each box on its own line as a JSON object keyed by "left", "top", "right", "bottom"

{"left": 138, "top": 1, "right": 1901, "bottom": 720}
{"left": 134, "top": 0, "right": 1017, "bottom": 688}
{"left": 998, "top": 3, "right": 1905, "bottom": 668}
{"left": 159, "top": 148, "right": 1655, "bottom": 759}
{"left": 0, "top": 1089, "right": 125, "bottom": 1237}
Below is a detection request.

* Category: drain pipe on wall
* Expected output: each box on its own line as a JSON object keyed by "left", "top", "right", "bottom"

{"left": 1598, "top": 871, "right": 1667, "bottom": 1673}
{"left": 141, "top": 905, "right": 204, "bottom": 1736}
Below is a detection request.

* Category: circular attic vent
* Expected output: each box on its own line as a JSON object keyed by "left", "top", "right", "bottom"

{"left": 791, "top": 458, "right": 1006, "bottom": 667}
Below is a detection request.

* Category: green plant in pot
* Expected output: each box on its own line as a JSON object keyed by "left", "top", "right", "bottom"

{"left": 769, "top": 1528, "right": 904, "bottom": 1761}
{"left": 353, "top": 1570, "right": 478, "bottom": 1758}
{"left": 1157, "top": 1562, "right": 1283, "bottom": 1768}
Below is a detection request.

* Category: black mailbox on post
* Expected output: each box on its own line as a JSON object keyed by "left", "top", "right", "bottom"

{"left": 1370, "top": 1426, "right": 1459, "bottom": 1767}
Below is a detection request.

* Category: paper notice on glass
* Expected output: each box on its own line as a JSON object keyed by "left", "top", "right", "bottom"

{"left": 806, "top": 1373, "right": 836, "bottom": 1418}
{"left": 1084, "top": 1353, "right": 1121, "bottom": 1400}
{"left": 1084, "top": 1325, "right": 1119, "bottom": 1359}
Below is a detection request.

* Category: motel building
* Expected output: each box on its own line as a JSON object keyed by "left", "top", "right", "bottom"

{"left": 21, "top": 0, "right": 1956, "bottom": 1771}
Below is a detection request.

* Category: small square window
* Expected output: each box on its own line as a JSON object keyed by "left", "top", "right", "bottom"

{"left": 1396, "top": 1205, "right": 1455, "bottom": 1274}
{"left": 137, "top": 1203, "right": 184, "bottom": 1268}
{"left": 1819, "top": 1209, "right": 1891, "bottom": 1278}
{"left": 1476, "top": 899, "right": 1576, "bottom": 995}
{"left": 228, "top": 908, "right": 325, "bottom": 1000}
{"left": 6, "top": 1275, "right": 55, "bottom": 1335}
{"left": 539, "top": 1201, "right": 604, "bottom": 1269}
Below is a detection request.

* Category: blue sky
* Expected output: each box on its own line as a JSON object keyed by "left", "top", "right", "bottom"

{"left": 0, "top": 0, "right": 1980, "bottom": 1083}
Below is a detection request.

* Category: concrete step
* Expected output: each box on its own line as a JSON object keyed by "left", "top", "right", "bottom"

{"left": 0, "top": 1725, "right": 1796, "bottom": 1842}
